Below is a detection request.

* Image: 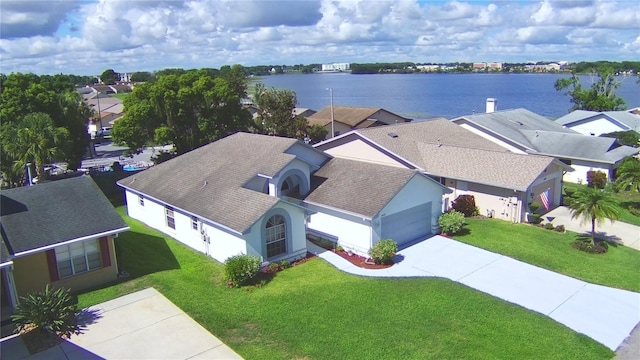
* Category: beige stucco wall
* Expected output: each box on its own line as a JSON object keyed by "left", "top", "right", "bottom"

{"left": 12, "top": 237, "right": 118, "bottom": 297}
{"left": 323, "top": 138, "right": 406, "bottom": 168}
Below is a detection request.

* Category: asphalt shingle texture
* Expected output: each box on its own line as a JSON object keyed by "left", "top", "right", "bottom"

{"left": 305, "top": 158, "right": 419, "bottom": 218}
{"left": 1, "top": 176, "right": 127, "bottom": 261}
{"left": 307, "top": 106, "right": 410, "bottom": 127}
{"left": 118, "top": 132, "right": 301, "bottom": 234}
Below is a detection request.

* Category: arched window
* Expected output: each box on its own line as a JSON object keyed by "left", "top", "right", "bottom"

{"left": 265, "top": 214, "right": 286, "bottom": 258}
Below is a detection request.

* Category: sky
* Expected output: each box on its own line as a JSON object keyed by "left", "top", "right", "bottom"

{"left": 1, "top": 0, "right": 639, "bottom": 76}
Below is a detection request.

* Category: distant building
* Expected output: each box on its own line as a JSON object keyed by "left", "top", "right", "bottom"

{"left": 416, "top": 65, "right": 440, "bottom": 72}
{"left": 473, "top": 63, "right": 486, "bottom": 70}
{"left": 321, "top": 63, "right": 350, "bottom": 72}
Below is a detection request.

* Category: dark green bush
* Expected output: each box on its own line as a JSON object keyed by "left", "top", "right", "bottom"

{"left": 544, "top": 222, "right": 555, "bottom": 230}
{"left": 224, "top": 254, "right": 261, "bottom": 287}
{"left": 11, "top": 285, "right": 80, "bottom": 338}
{"left": 369, "top": 239, "right": 398, "bottom": 265}
{"left": 572, "top": 240, "right": 608, "bottom": 254}
{"left": 438, "top": 211, "right": 466, "bottom": 235}
{"left": 528, "top": 202, "right": 541, "bottom": 214}
{"left": 554, "top": 224, "right": 566, "bottom": 232}
{"left": 528, "top": 214, "right": 543, "bottom": 224}
{"left": 628, "top": 206, "right": 640, "bottom": 217}
{"left": 451, "top": 195, "right": 479, "bottom": 217}
{"left": 587, "top": 171, "right": 607, "bottom": 189}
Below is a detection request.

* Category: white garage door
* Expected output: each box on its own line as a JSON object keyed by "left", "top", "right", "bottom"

{"left": 380, "top": 202, "right": 432, "bottom": 245}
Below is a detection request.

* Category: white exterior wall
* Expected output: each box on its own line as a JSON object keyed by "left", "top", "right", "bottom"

{"left": 307, "top": 206, "right": 373, "bottom": 257}
{"left": 568, "top": 118, "right": 625, "bottom": 136}
{"left": 125, "top": 190, "right": 248, "bottom": 263}
{"left": 378, "top": 175, "right": 444, "bottom": 235}
{"left": 323, "top": 139, "right": 406, "bottom": 168}
{"left": 456, "top": 121, "right": 527, "bottom": 154}
{"left": 563, "top": 160, "right": 612, "bottom": 184}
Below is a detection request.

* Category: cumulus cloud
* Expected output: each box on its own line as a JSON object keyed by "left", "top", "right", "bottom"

{"left": 0, "top": 0, "right": 638, "bottom": 75}
{"left": 0, "top": 0, "right": 80, "bottom": 39}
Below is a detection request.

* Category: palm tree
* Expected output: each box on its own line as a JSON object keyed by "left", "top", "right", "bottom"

{"left": 615, "top": 158, "right": 640, "bottom": 192}
{"left": 2, "top": 113, "right": 69, "bottom": 183}
{"left": 568, "top": 187, "right": 620, "bottom": 245}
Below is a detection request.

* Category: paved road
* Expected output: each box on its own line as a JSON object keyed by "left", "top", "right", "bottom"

{"left": 309, "top": 236, "right": 640, "bottom": 351}
{"left": 544, "top": 206, "right": 640, "bottom": 251}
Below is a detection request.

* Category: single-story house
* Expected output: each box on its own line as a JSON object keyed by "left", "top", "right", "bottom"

{"left": 315, "top": 118, "right": 571, "bottom": 223}
{"left": 118, "top": 132, "right": 449, "bottom": 261}
{"left": 1, "top": 176, "right": 129, "bottom": 316}
{"left": 555, "top": 109, "right": 640, "bottom": 136}
{"left": 307, "top": 106, "right": 412, "bottom": 139}
{"left": 451, "top": 106, "right": 639, "bottom": 184}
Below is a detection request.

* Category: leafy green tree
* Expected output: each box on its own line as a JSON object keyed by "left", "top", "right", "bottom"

{"left": 113, "top": 69, "right": 252, "bottom": 155}
{"left": 130, "top": 71, "right": 154, "bottom": 82}
{"left": 600, "top": 130, "right": 640, "bottom": 147}
{"left": 1, "top": 113, "right": 69, "bottom": 183}
{"left": 568, "top": 187, "right": 620, "bottom": 245}
{"left": 100, "top": 69, "right": 119, "bottom": 84}
{"left": 307, "top": 124, "right": 328, "bottom": 144}
{"left": 615, "top": 158, "right": 640, "bottom": 192}
{"left": 554, "top": 68, "right": 626, "bottom": 112}
{"left": 254, "top": 84, "right": 307, "bottom": 138}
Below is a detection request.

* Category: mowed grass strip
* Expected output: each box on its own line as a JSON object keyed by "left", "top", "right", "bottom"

{"left": 77, "top": 209, "right": 612, "bottom": 359}
{"left": 452, "top": 218, "right": 640, "bottom": 292}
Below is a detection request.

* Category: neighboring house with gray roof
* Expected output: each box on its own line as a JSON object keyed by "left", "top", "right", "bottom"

{"left": 1, "top": 176, "right": 129, "bottom": 317}
{"left": 315, "top": 119, "right": 570, "bottom": 223}
{"left": 307, "top": 106, "right": 412, "bottom": 139}
{"left": 451, "top": 108, "right": 639, "bottom": 184}
{"left": 555, "top": 109, "right": 640, "bottom": 136}
{"left": 118, "top": 132, "right": 449, "bottom": 261}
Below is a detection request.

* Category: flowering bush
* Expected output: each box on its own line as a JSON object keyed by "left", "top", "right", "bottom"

{"left": 224, "top": 254, "right": 261, "bottom": 287}
{"left": 369, "top": 239, "right": 398, "bottom": 265}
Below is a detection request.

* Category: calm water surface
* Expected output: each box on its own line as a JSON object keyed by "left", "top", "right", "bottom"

{"left": 259, "top": 73, "right": 640, "bottom": 120}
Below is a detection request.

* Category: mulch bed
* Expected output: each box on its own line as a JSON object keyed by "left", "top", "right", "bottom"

{"left": 332, "top": 250, "right": 393, "bottom": 269}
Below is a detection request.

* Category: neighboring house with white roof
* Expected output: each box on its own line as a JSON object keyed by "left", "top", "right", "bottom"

{"left": 307, "top": 106, "right": 412, "bottom": 139}
{"left": 315, "top": 119, "right": 569, "bottom": 223}
{"left": 118, "top": 132, "right": 449, "bottom": 260}
{"left": 555, "top": 109, "right": 640, "bottom": 136}
{"left": 451, "top": 107, "right": 639, "bottom": 184}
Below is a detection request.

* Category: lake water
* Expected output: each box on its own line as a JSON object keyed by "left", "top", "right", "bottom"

{"left": 259, "top": 73, "right": 640, "bottom": 120}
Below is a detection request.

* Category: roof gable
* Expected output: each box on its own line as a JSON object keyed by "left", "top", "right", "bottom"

{"left": 118, "top": 132, "right": 328, "bottom": 233}
{"left": 307, "top": 106, "right": 410, "bottom": 128}
{"left": 1, "top": 176, "right": 128, "bottom": 260}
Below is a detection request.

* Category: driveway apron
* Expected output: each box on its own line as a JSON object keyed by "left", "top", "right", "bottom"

{"left": 309, "top": 236, "right": 640, "bottom": 351}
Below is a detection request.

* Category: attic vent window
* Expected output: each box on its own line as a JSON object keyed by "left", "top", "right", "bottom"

{"left": 388, "top": 132, "right": 398, "bottom": 138}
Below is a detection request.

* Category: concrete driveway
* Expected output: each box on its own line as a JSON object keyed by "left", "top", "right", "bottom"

{"left": 0, "top": 288, "right": 242, "bottom": 360}
{"left": 544, "top": 206, "right": 640, "bottom": 251}
{"left": 309, "top": 236, "right": 640, "bottom": 351}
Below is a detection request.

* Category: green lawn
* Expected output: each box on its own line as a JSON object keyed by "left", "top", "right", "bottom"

{"left": 110, "top": 93, "right": 129, "bottom": 101}
{"left": 76, "top": 209, "right": 613, "bottom": 359}
{"left": 452, "top": 218, "right": 640, "bottom": 292}
{"left": 563, "top": 183, "right": 640, "bottom": 226}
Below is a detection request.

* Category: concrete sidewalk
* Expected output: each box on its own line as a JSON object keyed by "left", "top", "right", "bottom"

{"left": 0, "top": 288, "right": 242, "bottom": 360}
{"left": 544, "top": 206, "right": 640, "bottom": 251}
{"left": 308, "top": 236, "right": 640, "bottom": 351}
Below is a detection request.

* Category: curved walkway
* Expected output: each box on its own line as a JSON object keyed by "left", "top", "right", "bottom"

{"left": 308, "top": 236, "right": 640, "bottom": 351}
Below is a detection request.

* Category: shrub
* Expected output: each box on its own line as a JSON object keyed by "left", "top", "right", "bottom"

{"left": 628, "top": 206, "right": 640, "bottom": 217}
{"left": 369, "top": 239, "right": 398, "bottom": 265}
{"left": 451, "top": 195, "right": 479, "bottom": 217}
{"left": 528, "top": 202, "right": 541, "bottom": 214}
{"left": 224, "top": 254, "right": 261, "bottom": 287}
{"left": 586, "top": 171, "right": 607, "bottom": 189}
{"left": 528, "top": 214, "right": 543, "bottom": 224}
{"left": 438, "top": 211, "right": 466, "bottom": 235}
{"left": 554, "top": 224, "right": 565, "bottom": 232}
{"left": 572, "top": 240, "right": 608, "bottom": 254}
{"left": 544, "top": 222, "right": 555, "bottom": 230}
{"left": 11, "top": 285, "right": 80, "bottom": 338}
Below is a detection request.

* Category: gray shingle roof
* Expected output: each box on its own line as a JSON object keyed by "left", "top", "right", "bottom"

{"left": 453, "top": 109, "right": 639, "bottom": 163}
{"left": 305, "top": 158, "right": 424, "bottom": 218}
{"left": 307, "top": 106, "right": 410, "bottom": 127}
{"left": 117, "top": 132, "right": 308, "bottom": 234}
{"left": 556, "top": 110, "right": 640, "bottom": 131}
{"left": 326, "top": 118, "right": 564, "bottom": 191}
{"left": 1, "top": 176, "right": 128, "bottom": 262}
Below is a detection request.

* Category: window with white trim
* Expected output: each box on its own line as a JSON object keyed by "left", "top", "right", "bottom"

{"left": 265, "top": 214, "right": 286, "bottom": 258}
{"left": 55, "top": 239, "right": 101, "bottom": 278}
{"left": 138, "top": 195, "right": 144, "bottom": 206}
{"left": 191, "top": 216, "right": 198, "bottom": 230}
{"left": 166, "top": 206, "right": 175, "bottom": 229}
